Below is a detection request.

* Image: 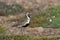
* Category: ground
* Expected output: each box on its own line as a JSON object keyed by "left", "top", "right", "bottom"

{"left": 0, "top": 15, "right": 60, "bottom": 37}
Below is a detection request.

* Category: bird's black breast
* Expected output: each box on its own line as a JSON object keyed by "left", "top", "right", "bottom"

{"left": 22, "top": 24, "right": 29, "bottom": 27}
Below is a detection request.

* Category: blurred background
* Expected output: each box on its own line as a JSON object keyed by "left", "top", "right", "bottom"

{"left": 0, "top": 0, "right": 60, "bottom": 40}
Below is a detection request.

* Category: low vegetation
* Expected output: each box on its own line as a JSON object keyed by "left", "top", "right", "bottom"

{"left": 43, "top": 6, "right": 60, "bottom": 28}
{"left": 28, "top": 6, "right": 60, "bottom": 28}
{"left": 0, "top": 25, "right": 6, "bottom": 35}
{"left": 30, "top": 14, "right": 48, "bottom": 27}
{"left": 0, "top": 2, "right": 24, "bottom": 16}
{"left": 0, "top": 35, "right": 60, "bottom": 40}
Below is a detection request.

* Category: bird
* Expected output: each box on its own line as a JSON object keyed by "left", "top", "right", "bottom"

{"left": 12, "top": 12, "right": 31, "bottom": 28}
{"left": 11, "top": 12, "right": 31, "bottom": 35}
{"left": 17, "top": 12, "right": 30, "bottom": 28}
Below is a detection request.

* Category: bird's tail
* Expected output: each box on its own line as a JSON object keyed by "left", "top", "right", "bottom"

{"left": 17, "top": 25, "right": 23, "bottom": 28}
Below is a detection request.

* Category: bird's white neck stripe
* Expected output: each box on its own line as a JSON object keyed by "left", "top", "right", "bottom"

{"left": 27, "top": 16, "right": 30, "bottom": 23}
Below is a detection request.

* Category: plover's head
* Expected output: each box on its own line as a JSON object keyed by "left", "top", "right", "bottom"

{"left": 26, "top": 12, "right": 31, "bottom": 17}
{"left": 26, "top": 12, "right": 29, "bottom": 15}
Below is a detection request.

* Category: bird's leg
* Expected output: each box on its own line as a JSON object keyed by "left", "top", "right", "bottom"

{"left": 23, "top": 27, "right": 26, "bottom": 35}
{"left": 20, "top": 27, "right": 25, "bottom": 35}
{"left": 20, "top": 27, "right": 23, "bottom": 35}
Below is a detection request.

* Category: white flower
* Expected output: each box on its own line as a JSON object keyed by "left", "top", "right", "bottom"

{"left": 49, "top": 19, "right": 52, "bottom": 22}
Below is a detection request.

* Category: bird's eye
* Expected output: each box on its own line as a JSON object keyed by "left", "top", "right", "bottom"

{"left": 28, "top": 15, "right": 30, "bottom": 17}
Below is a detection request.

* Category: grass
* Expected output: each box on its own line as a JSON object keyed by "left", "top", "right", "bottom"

{"left": 43, "top": 6, "right": 60, "bottom": 28}
{"left": 0, "top": 35, "right": 60, "bottom": 40}
{"left": 28, "top": 6, "right": 60, "bottom": 28}
{"left": 0, "top": 25, "right": 6, "bottom": 35}
{"left": 29, "top": 14, "right": 48, "bottom": 27}
{"left": 0, "top": 2, "right": 24, "bottom": 16}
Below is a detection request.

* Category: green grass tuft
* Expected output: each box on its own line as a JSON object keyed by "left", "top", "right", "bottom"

{"left": 43, "top": 6, "right": 60, "bottom": 28}
{"left": 0, "top": 25, "right": 6, "bottom": 35}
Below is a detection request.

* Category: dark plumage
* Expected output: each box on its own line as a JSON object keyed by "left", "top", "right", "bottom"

{"left": 20, "top": 23, "right": 29, "bottom": 27}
